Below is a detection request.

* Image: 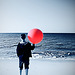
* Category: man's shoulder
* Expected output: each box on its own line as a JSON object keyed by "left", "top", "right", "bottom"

{"left": 26, "top": 42, "right": 31, "bottom": 46}
{"left": 27, "top": 42, "right": 31, "bottom": 44}
{"left": 17, "top": 42, "right": 20, "bottom": 45}
{"left": 19, "top": 41, "right": 31, "bottom": 45}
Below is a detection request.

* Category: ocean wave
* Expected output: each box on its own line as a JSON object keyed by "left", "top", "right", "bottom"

{"left": 0, "top": 54, "right": 75, "bottom": 61}
{"left": 55, "top": 47, "right": 75, "bottom": 50}
{"left": 0, "top": 44, "right": 17, "bottom": 49}
{"left": 32, "top": 50, "right": 75, "bottom": 58}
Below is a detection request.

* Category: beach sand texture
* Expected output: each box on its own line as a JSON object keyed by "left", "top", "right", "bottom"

{"left": 0, "top": 58, "right": 75, "bottom": 75}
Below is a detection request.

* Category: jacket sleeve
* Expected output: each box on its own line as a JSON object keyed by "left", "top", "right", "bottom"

{"left": 31, "top": 44, "right": 35, "bottom": 50}
{"left": 27, "top": 43, "right": 35, "bottom": 57}
{"left": 16, "top": 43, "right": 20, "bottom": 57}
{"left": 28, "top": 42, "right": 35, "bottom": 50}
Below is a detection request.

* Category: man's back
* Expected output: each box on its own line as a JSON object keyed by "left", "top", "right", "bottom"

{"left": 17, "top": 42, "right": 34, "bottom": 59}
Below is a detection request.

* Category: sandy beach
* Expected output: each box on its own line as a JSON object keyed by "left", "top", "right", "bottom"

{"left": 0, "top": 58, "right": 75, "bottom": 75}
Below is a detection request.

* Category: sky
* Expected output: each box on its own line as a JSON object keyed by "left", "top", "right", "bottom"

{"left": 0, "top": 0, "right": 75, "bottom": 33}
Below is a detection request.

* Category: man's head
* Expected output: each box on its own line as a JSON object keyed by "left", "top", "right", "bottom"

{"left": 21, "top": 34, "right": 26, "bottom": 40}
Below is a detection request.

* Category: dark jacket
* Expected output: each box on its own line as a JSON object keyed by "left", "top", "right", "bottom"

{"left": 16, "top": 42, "right": 35, "bottom": 59}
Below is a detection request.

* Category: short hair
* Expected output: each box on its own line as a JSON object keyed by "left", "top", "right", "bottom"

{"left": 21, "top": 34, "right": 26, "bottom": 39}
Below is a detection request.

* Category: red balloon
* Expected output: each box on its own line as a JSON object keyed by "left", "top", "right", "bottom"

{"left": 28, "top": 28, "right": 43, "bottom": 44}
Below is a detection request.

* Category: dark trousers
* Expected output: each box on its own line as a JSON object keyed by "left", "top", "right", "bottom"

{"left": 19, "top": 55, "right": 29, "bottom": 70}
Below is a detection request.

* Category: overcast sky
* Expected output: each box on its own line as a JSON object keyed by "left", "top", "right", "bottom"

{"left": 0, "top": 0, "right": 75, "bottom": 33}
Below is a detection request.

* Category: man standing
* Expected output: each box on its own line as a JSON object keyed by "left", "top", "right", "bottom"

{"left": 16, "top": 34, "right": 35, "bottom": 75}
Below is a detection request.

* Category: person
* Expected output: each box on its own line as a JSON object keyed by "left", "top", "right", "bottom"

{"left": 16, "top": 34, "right": 35, "bottom": 75}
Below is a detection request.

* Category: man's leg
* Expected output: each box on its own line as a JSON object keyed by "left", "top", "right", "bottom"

{"left": 20, "top": 70, "right": 22, "bottom": 75}
{"left": 25, "top": 68, "right": 28, "bottom": 75}
{"left": 23, "top": 58, "right": 29, "bottom": 75}
{"left": 19, "top": 61, "right": 23, "bottom": 75}
{"left": 25, "top": 64, "right": 29, "bottom": 75}
{"left": 19, "top": 55, "right": 24, "bottom": 75}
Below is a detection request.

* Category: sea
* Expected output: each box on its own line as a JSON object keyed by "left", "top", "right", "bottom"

{"left": 0, "top": 33, "right": 75, "bottom": 60}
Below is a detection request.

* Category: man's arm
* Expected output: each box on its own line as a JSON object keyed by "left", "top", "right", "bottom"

{"left": 31, "top": 44, "right": 35, "bottom": 50}
{"left": 16, "top": 43, "right": 20, "bottom": 57}
{"left": 28, "top": 42, "right": 35, "bottom": 50}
